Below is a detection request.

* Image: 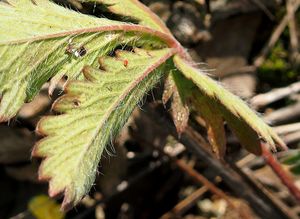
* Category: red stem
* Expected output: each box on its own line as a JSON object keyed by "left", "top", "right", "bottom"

{"left": 261, "top": 143, "right": 300, "bottom": 203}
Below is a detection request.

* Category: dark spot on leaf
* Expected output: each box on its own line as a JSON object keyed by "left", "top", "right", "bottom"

{"left": 66, "top": 44, "right": 87, "bottom": 58}
{"left": 63, "top": 75, "right": 68, "bottom": 81}
{"left": 73, "top": 100, "right": 80, "bottom": 107}
{"left": 77, "top": 46, "right": 87, "bottom": 57}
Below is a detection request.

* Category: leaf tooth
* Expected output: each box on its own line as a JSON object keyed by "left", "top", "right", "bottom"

{"left": 170, "top": 89, "right": 190, "bottom": 136}
{"left": 33, "top": 48, "right": 173, "bottom": 210}
{"left": 37, "top": 157, "right": 52, "bottom": 181}
{"left": 174, "top": 55, "right": 286, "bottom": 154}
{"left": 0, "top": 80, "right": 27, "bottom": 121}
{"left": 64, "top": 80, "right": 96, "bottom": 93}
{"left": 82, "top": 66, "right": 105, "bottom": 82}
{"left": 52, "top": 94, "right": 81, "bottom": 112}
{"left": 48, "top": 176, "right": 66, "bottom": 198}
{"left": 98, "top": 56, "right": 125, "bottom": 73}
{"left": 162, "top": 73, "right": 175, "bottom": 105}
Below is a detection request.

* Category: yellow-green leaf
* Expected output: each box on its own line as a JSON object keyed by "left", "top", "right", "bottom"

{"left": 32, "top": 48, "right": 174, "bottom": 209}
{"left": 0, "top": 0, "right": 167, "bottom": 121}
{"left": 173, "top": 55, "right": 286, "bottom": 154}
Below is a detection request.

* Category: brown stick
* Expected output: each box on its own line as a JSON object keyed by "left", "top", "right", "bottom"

{"left": 250, "top": 81, "right": 300, "bottom": 109}
{"left": 145, "top": 104, "right": 290, "bottom": 219}
{"left": 175, "top": 160, "right": 253, "bottom": 219}
{"left": 274, "top": 122, "right": 300, "bottom": 135}
{"left": 176, "top": 160, "right": 235, "bottom": 207}
{"left": 249, "top": 0, "right": 275, "bottom": 20}
{"left": 261, "top": 143, "right": 300, "bottom": 203}
{"left": 287, "top": 0, "right": 299, "bottom": 60}
{"left": 160, "top": 186, "right": 208, "bottom": 219}
{"left": 282, "top": 131, "right": 300, "bottom": 145}
{"left": 264, "top": 102, "right": 300, "bottom": 125}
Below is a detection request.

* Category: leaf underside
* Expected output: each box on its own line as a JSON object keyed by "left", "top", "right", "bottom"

{"left": 0, "top": 0, "right": 287, "bottom": 210}
{"left": 162, "top": 72, "right": 190, "bottom": 136}
{"left": 0, "top": 0, "right": 166, "bottom": 121}
{"left": 33, "top": 48, "right": 173, "bottom": 209}
{"left": 173, "top": 55, "right": 286, "bottom": 154}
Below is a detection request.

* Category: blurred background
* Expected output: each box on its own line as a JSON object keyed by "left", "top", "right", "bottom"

{"left": 1, "top": 0, "right": 300, "bottom": 218}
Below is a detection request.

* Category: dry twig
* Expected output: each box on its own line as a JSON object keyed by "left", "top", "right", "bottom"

{"left": 264, "top": 102, "right": 300, "bottom": 125}
{"left": 251, "top": 81, "right": 300, "bottom": 109}
{"left": 287, "top": 0, "right": 299, "bottom": 61}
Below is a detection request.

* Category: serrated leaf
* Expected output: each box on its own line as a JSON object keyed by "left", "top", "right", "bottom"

{"left": 170, "top": 87, "right": 190, "bottom": 136}
{"left": 0, "top": 0, "right": 168, "bottom": 121}
{"left": 162, "top": 73, "right": 175, "bottom": 105}
{"left": 172, "top": 70, "right": 226, "bottom": 158}
{"left": 194, "top": 96, "right": 226, "bottom": 158}
{"left": 0, "top": 0, "right": 288, "bottom": 211}
{"left": 173, "top": 55, "right": 287, "bottom": 154}
{"left": 162, "top": 72, "right": 189, "bottom": 136}
{"left": 32, "top": 48, "right": 174, "bottom": 209}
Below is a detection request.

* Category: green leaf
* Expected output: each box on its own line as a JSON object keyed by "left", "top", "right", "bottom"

{"left": 171, "top": 70, "right": 226, "bottom": 158}
{"left": 281, "top": 150, "right": 300, "bottom": 175}
{"left": 162, "top": 72, "right": 190, "bottom": 136}
{"left": 81, "top": 0, "right": 170, "bottom": 33}
{"left": 173, "top": 55, "right": 286, "bottom": 154}
{"left": 0, "top": 0, "right": 167, "bottom": 121}
{"left": 193, "top": 95, "right": 226, "bottom": 158}
{"left": 0, "top": 0, "right": 288, "bottom": 211}
{"left": 32, "top": 48, "right": 174, "bottom": 209}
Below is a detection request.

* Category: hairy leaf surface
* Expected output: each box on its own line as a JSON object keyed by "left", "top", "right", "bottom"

{"left": 162, "top": 72, "right": 190, "bottom": 136}
{"left": 173, "top": 55, "right": 286, "bottom": 154}
{"left": 171, "top": 70, "right": 226, "bottom": 158}
{"left": 0, "top": 0, "right": 288, "bottom": 210}
{"left": 33, "top": 48, "right": 174, "bottom": 209}
{"left": 0, "top": 0, "right": 167, "bottom": 121}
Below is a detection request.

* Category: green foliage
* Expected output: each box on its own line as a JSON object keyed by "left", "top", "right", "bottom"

{"left": 258, "top": 42, "right": 299, "bottom": 88}
{"left": 173, "top": 55, "right": 285, "bottom": 154}
{"left": 33, "top": 48, "right": 173, "bottom": 209}
{"left": 0, "top": 0, "right": 165, "bottom": 120}
{"left": 0, "top": 0, "right": 286, "bottom": 209}
{"left": 282, "top": 150, "right": 300, "bottom": 175}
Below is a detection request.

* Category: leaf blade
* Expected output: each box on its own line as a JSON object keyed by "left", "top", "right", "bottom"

{"left": 173, "top": 55, "right": 286, "bottom": 154}
{"left": 32, "top": 48, "right": 175, "bottom": 209}
{"left": 0, "top": 0, "right": 168, "bottom": 121}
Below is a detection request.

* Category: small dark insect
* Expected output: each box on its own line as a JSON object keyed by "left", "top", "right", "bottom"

{"left": 66, "top": 39, "right": 87, "bottom": 58}
{"left": 123, "top": 59, "right": 128, "bottom": 67}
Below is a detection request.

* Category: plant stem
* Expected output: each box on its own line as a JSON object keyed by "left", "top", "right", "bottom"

{"left": 261, "top": 143, "right": 300, "bottom": 203}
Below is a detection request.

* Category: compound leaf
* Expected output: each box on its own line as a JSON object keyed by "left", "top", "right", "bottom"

{"left": 0, "top": 0, "right": 288, "bottom": 210}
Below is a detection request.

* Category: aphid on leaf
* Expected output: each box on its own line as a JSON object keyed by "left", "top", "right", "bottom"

{"left": 66, "top": 39, "right": 87, "bottom": 58}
